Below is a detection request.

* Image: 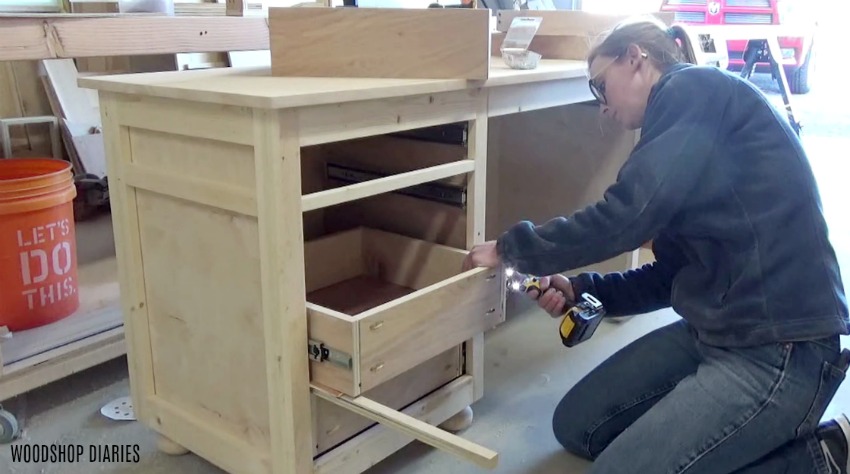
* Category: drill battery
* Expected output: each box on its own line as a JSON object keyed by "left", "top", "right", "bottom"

{"left": 559, "top": 293, "right": 605, "bottom": 347}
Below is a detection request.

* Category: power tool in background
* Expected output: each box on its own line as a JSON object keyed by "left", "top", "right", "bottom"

{"left": 507, "top": 270, "right": 606, "bottom": 347}
{"left": 73, "top": 173, "right": 110, "bottom": 221}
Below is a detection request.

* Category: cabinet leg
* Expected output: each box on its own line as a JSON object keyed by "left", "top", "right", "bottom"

{"left": 157, "top": 434, "right": 189, "bottom": 456}
{"left": 439, "top": 405, "right": 473, "bottom": 432}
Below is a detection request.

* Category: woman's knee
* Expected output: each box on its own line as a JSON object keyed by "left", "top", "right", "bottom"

{"left": 552, "top": 387, "right": 596, "bottom": 460}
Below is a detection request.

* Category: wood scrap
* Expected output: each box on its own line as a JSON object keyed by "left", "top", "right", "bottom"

{"left": 40, "top": 59, "right": 106, "bottom": 178}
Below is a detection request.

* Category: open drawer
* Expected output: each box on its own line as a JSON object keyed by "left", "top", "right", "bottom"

{"left": 304, "top": 226, "right": 504, "bottom": 470}
{"left": 305, "top": 226, "right": 505, "bottom": 396}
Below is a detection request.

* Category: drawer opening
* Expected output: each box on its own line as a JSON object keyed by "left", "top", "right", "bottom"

{"left": 304, "top": 226, "right": 469, "bottom": 319}
{"left": 301, "top": 131, "right": 470, "bottom": 250}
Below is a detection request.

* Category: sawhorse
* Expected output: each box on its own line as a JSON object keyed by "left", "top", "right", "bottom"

{"left": 687, "top": 26, "right": 803, "bottom": 136}
{"left": 740, "top": 38, "right": 802, "bottom": 136}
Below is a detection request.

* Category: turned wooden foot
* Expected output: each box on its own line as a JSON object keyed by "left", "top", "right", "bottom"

{"left": 440, "top": 405, "right": 473, "bottom": 432}
{"left": 157, "top": 434, "right": 189, "bottom": 455}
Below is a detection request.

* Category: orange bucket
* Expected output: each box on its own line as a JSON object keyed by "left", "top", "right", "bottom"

{"left": 0, "top": 158, "right": 79, "bottom": 331}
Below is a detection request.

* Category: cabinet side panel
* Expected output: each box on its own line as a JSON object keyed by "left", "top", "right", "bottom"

{"left": 129, "top": 128, "right": 256, "bottom": 190}
{"left": 134, "top": 183, "right": 270, "bottom": 454}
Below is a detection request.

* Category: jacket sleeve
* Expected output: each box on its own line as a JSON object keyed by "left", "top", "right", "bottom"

{"left": 495, "top": 68, "right": 730, "bottom": 276}
{"left": 568, "top": 234, "right": 688, "bottom": 317}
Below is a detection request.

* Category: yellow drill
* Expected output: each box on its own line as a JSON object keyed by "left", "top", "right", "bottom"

{"left": 508, "top": 271, "right": 606, "bottom": 347}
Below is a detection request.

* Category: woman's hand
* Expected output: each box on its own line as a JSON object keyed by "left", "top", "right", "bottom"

{"left": 462, "top": 241, "right": 501, "bottom": 272}
{"left": 527, "top": 274, "right": 576, "bottom": 318}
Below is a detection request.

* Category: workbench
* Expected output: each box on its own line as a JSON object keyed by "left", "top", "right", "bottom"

{"left": 74, "top": 55, "right": 641, "bottom": 473}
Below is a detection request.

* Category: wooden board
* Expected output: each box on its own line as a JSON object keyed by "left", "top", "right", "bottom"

{"left": 0, "top": 15, "right": 270, "bottom": 61}
{"left": 488, "top": 102, "right": 639, "bottom": 282}
{"left": 492, "top": 32, "right": 597, "bottom": 61}
{"left": 313, "top": 345, "right": 461, "bottom": 456}
{"left": 268, "top": 7, "right": 491, "bottom": 80}
{"left": 496, "top": 10, "right": 674, "bottom": 36}
{"left": 494, "top": 11, "right": 674, "bottom": 62}
{"left": 0, "top": 61, "right": 55, "bottom": 157}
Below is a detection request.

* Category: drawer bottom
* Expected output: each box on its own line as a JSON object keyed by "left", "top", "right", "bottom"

{"left": 307, "top": 275, "right": 413, "bottom": 316}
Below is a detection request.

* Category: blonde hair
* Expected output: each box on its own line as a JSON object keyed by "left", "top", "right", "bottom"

{"left": 587, "top": 16, "right": 698, "bottom": 71}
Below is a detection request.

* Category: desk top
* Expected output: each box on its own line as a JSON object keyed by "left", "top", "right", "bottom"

{"left": 77, "top": 60, "right": 589, "bottom": 109}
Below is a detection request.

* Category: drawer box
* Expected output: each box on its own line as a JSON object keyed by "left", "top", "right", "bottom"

{"left": 305, "top": 226, "right": 504, "bottom": 396}
{"left": 313, "top": 345, "right": 461, "bottom": 457}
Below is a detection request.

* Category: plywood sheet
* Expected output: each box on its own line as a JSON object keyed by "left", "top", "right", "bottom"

{"left": 268, "top": 7, "right": 491, "bottom": 80}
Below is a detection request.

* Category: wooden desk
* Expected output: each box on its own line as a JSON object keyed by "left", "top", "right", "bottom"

{"left": 76, "top": 59, "right": 639, "bottom": 473}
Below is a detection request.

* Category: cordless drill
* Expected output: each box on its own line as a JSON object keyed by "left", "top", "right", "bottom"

{"left": 507, "top": 270, "right": 606, "bottom": 347}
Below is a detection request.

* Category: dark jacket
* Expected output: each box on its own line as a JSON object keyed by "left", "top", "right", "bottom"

{"left": 495, "top": 63, "right": 848, "bottom": 347}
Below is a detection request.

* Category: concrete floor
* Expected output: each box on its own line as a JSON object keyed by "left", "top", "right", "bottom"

{"left": 2, "top": 20, "right": 848, "bottom": 474}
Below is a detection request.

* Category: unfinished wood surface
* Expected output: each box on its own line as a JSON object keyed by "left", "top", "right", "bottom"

{"left": 319, "top": 134, "right": 468, "bottom": 187}
{"left": 0, "top": 15, "right": 270, "bottom": 61}
{"left": 114, "top": 94, "right": 254, "bottom": 145}
{"left": 98, "top": 93, "right": 158, "bottom": 425}
{"left": 308, "top": 276, "right": 412, "bottom": 316}
{"left": 302, "top": 161, "right": 473, "bottom": 212}
{"left": 0, "top": 61, "right": 53, "bottom": 157}
{"left": 303, "top": 226, "right": 471, "bottom": 309}
{"left": 297, "top": 89, "right": 481, "bottom": 147}
{"left": 488, "top": 103, "right": 638, "bottom": 279}
{"left": 147, "top": 396, "right": 270, "bottom": 474}
{"left": 313, "top": 380, "right": 497, "bottom": 469}
{"left": 308, "top": 134, "right": 468, "bottom": 248}
{"left": 356, "top": 265, "right": 501, "bottom": 392}
{"left": 0, "top": 328, "right": 125, "bottom": 402}
{"left": 488, "top": 75, "right": 593, "bottom": 117}
{"left": 307, "top": 303, "right": 359, "bottom": 394}
{"left": 464, "top": 97, "right": 492, "bottom": 403}
{"left": 324, "top": 192, "right": 467, "bottom": 250}
{"left": 496, "top": 10, "right": 674, "bottom": 36}
{"left": 359, "top": 227, "right": 469, "bottom": 291}
{"left": 78, "top": 60, "right": 588, "bottom": 110}
{"left": 314, "top": 375, "right": 474, "bottom": 474}
{"left": 134, "top": 189, "right": 271, "bottom": 451}
{"left": 492, "top": 32, "right": 599, "bottom": 61}
{"left": 41, "top": 59, "right": 108, "bottom": 175}
{"left": 302, "top": 226, "right": 500, "bottom": 396}
{"left": 313, "top": 346, "right": 460, "bottom": 456}
{"left": 254, "top": 108, "right": 314, "bottom": 473}
{"left": 68, "top": 0, "right": 175, "bottom": 74}
{"left": 268, "top": 7, "right": 490, "bottom": 80}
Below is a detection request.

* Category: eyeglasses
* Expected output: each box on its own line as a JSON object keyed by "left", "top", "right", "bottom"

{"left": 589, "top": 79, "right": 607, "bottom": 105}
{"left": 587, "top": 55, "right": 621, "bottom": 105}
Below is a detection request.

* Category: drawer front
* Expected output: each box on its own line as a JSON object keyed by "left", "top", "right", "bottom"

{"left": 357, "top": 266, "right": 504, "bottom": 392}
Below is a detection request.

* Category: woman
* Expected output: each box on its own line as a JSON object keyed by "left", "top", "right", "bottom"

{"left": 463, "top": 17, "right": 850, "bottom": 474}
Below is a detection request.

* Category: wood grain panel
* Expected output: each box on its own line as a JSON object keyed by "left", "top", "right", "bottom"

{"left": 268, "top": 7, "right": 491, "bottom": 80}
{"left": 0, "top": 16, "right": 269, "bottom": 61}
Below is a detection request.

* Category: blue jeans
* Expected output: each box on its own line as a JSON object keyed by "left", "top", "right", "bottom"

{"left": 553, "top": 318, "right": 849, "bottom": 473}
